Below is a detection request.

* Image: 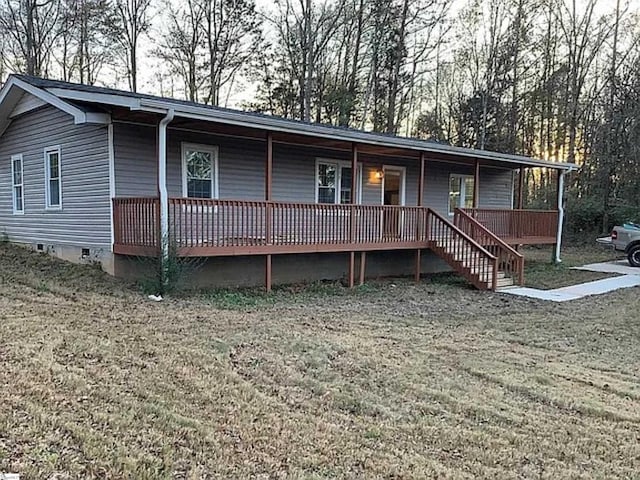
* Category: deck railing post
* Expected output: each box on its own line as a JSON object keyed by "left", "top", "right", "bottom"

{"left": 266, "top": 203, "right": 273, "bottom": 246}
{"left": 112, "top": 198, "right": 119, "bottom": 249}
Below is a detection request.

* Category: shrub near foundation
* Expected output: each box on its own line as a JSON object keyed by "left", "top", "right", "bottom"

{"left": 137, "top": 239, "right": 205, "bottom": 296}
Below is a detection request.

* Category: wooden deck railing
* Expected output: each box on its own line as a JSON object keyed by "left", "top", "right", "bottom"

{"left": 454, "top": 208, "right": 524, "bottom": 285}
{"left": 112, "top": 197, "right": 160, "bottom": 255}
{"left": 114, "top": 197, "right": 432, "bottom": 256}
{"left": 112, "top": 198, "right": 547, "bottom": 290}
{"left": 112, "top": 199, "right": 557, "bottom": 289}
{"left": 462, "top": 208, "right": 558, "bottom": 243}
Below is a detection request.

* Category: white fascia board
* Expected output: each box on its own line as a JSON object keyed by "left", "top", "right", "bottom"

{"left": 0, "top": 77, "right": 88, "bottom": 123}
{"left": 46, "top": 87, "right": 142, "bottom": 110}
{"left": 83, "top": 112, "right": 111, "bottom": 124}
{"left": 137, "top": 97, "right": 578, "bottom": 171}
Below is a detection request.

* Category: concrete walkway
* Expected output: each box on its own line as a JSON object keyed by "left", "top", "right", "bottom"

{"left": 501, "top": 261, "right": 640, "bottom": 302}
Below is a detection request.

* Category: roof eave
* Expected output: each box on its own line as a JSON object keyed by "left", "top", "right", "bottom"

{"left": 138, "top": 99, "right": 577, "bottom": 171}
{"left": 22, "top": 76, "right": 576, "bottom": 171}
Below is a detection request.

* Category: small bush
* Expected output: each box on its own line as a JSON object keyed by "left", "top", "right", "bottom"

{"left": 138, "top": 238, "right": 205, "bottom": 296}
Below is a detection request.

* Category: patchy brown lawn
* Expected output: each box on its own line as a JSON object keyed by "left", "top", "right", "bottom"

{"left": 1, "top": 244, "right": 639, "bottom": 479}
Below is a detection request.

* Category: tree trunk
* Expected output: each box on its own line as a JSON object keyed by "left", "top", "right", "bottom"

{"left": 386, "top": 0, "right": 409, "bottom": 134}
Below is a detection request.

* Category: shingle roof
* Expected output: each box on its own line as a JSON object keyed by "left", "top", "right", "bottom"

{"left": 12, "top": 74, "right": 577, "bottom": 171}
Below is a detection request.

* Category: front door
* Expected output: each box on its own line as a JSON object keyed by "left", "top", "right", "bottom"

{"left": 382, "top": 167, "right": 405, "bottom": 237}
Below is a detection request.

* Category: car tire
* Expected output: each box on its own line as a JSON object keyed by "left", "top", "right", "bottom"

{"left": 628, "top": 245, "right": 640, "bottom": 267}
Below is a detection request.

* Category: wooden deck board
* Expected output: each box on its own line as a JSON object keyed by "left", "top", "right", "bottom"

{"left": 114, "top": 235, "right": 557, "bottom": 258}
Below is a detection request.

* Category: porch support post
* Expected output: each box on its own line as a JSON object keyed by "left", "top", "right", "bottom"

{"left": 359, "top": 251, "right": 366, "bottom": 286}
{"left": 265, "top": 132, "right": 273, "bottom": 292}
{"left": 554, "top": 170, "right": 566, "bottom": 264}
{"left": 266, "top": 132, "right": 273, "bottom": 202}
{"left": 517, "top": 167, "right": 525, "bottom": 209}
{"left": 351, "top": 143, "right": 358, "bottom": 203}
{"left": 418, "top": 152, "right": 425, "bottom": 206}
{"left": 473, "top": 159, "right": 480, "bottom": 208}
{"left": 266, "top": 255, "right": 272, "bottom": 292}
{"left": 349, "top": 252, "right": 356, "bottom": 288}
{"left": 158, "top": 109, "right": 174, "bottom": 289}
{"left": 348, "top": 144, "right": 358, "bottom": 288}
{"left": 415, "top": 153, "right": 425, "bottom": 283}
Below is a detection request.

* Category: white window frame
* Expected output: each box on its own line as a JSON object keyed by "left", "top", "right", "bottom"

{"left": 380, "top": 165, "right": 407, "bottom": 206}
{"left": 448, "top": 174, "right": 474, "bottom": 216}
{"left": 315, "top": 158, "right": 362, "bottom": 205}
{"left": 181, "top": 142, "right": 219, "bottom": 199}
{"left": 44, "top": 146, "right": 62, "bottom": 210}
{"left": 11, "top": 154, "right": 24, "bottom": 215}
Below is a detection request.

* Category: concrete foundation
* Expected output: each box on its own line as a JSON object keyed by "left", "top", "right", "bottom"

{"left": 113, "top": 249, "right": 451, "bottom": 288}
{"left": 15, "top": 241, "right": 116, "bottom": 274}
{"left": 9, "top": 241, "right": 452, "bottom": 289}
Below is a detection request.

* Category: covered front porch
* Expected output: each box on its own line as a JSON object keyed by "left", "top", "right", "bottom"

{"left": 113, "top": 198, "right": 560, "bottom": 257}
{"left": 112, "top": 196, "right": 560, "bottom": 291}
{"left": 107, "top": 104, "right": 571, "bottom": 291}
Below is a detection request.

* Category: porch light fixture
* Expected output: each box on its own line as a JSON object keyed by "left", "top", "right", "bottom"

{"left": 375, "top": 168, "right": 384, "bottom": 180}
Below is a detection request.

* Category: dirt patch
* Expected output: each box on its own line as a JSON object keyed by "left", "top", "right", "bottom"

{"left": 1, "top": 244, "right": 639, "bottom": 478}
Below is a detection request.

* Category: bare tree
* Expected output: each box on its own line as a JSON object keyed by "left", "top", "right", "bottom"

{"left": 269, "top": 0, "right": 345, "bottom": 121}
{"left": 556, "top": 0, "right": 613, "bottom": 163}
{"left": 201, "top": 0, "right": 261, "bottom": 106}
{"left": 115, "top": 0, "right": 153, "bottom": 92}
{"left": 154, "top": 0, "right": 206, "bottom": 101}
{"left": 0, "top": 0, "right": 63, "bottom": 76}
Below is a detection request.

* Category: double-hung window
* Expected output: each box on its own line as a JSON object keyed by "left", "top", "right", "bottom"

{"left": 448, "top": 174, "right": 475, "bottom": 215}
{"left": 182, "top": 143, "right": 218, "bottom": 198}
{"left": 316, "top": 160, "right": 360, "bottom": 204}
{"left": 45, "top": 147, "right": 62, "bottom": 209}
{"left": 11, "top": 154, "right": 24, "bottom": 214}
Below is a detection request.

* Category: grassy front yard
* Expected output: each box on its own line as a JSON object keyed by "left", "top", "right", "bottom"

{"left": 1, "top": 244, "right": 639, "bottom": 478}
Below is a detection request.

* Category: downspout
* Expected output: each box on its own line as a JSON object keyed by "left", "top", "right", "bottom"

{"left": 554, "top": 170, "right": 566, "bottom": 264}
{"left": 158, "top": 109, "right": 175, "bottom": 285}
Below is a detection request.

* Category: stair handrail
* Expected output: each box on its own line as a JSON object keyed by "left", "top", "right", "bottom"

{"left": 426, "top": 208, "right": 499, "bottom": 290}
{"left": 454, "top": 208, "right": 524, "bottom": 285}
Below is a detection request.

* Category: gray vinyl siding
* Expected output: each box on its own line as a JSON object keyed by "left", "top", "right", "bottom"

{"left": 112, "top": 123, "right": 515, "bottom": 213}
{"left": 114, "top": 124, "right": 267, "bottom": 199}
{"left": 112, "top": 123, "right": 157, "bottom": 196}
{"left": 478, "top": 168, "right": 514, "bottom": 209}
{"left": 0, "top": 106, "right": 111, "bottom": 248}
{"left": 422, "top": 161, "right": 474, "bottom": 215}
{"left": 422, "top": 161, "right": 514, "bottom": 215}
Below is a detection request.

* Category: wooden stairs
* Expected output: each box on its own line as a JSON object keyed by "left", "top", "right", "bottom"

{"left": 426, "top": 209, "right": 525, "bottom": 291}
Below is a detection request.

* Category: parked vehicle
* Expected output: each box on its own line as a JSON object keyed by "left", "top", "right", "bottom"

{"left": 597, "top": 223, "right": 640, "bottom": 267}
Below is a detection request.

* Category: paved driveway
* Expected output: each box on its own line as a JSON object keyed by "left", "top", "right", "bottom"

{"left": 502, "top": 260, "right": 640, "bottom": 302}
{"left": 573, "top": 260, "right": 640, "bottom": 276}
